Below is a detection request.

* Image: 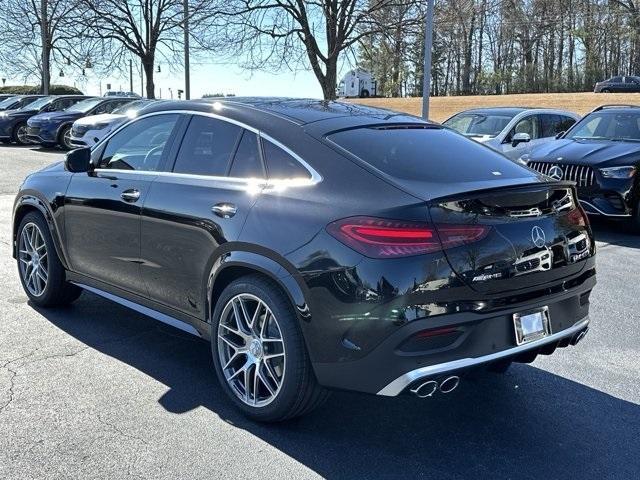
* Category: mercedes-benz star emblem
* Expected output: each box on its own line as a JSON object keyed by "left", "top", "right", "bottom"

{"left": 531, "top": 226, "right": 546, "bottom": 248}
{"left": 548, "top": 165, "right": 563, "bottom": 180}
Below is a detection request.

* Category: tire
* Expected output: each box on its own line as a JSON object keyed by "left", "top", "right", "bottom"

{"left": 360, "top": 89, "right": 370, "bottom": 98}
{"left": 12, "top": 122, "right": 29, "bottom": 145}
{"left": 629, "top": 200, "right": 640, "bottom": 234}
{"left": 211, "top": 274, "right": 329, "bottom": 422}
{"left": 601, "top": 88, "right": 611, "bottom": 93}
{"left": 58, "top": 125, "right": 73, "bottom": 150}
{"left": 16, "top": 211, "right": 82, "bottom": 307}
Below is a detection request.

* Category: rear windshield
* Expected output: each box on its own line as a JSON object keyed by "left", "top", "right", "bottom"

{"left": 327, "top": 126, "right": 530, "bottom": 183}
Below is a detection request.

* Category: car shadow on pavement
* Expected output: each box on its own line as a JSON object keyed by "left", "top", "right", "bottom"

{"left": 36, "top": 293, "right": 639, "bottom": 480}
{"left": 590, "top": 217, "right": 640, "bottom": 249}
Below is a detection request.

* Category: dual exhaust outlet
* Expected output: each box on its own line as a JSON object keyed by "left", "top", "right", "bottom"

{"left": 410, "top": 375, "right": 460, "bottom": 398}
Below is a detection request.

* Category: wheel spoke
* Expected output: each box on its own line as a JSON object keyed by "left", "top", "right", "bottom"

{"left": 217, "top": 293, "right": 286, "bottom": 408}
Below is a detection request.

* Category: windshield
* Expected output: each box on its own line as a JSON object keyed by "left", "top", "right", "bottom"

{"left": 566, "top": 111, "right": 640, "bottom": 141}
{"left": 65, "top": 98, "right": 103, "bottom": 113}
{"left": 113, "top": 100, "right": 149, "bottom": 115}
{"left": 18, "top": 96, "right": 53, "bottom": 111}
{"left": 443, "top": 113, "right": 515, "bottom": 137}
{"left": 0, "top": 96, "right": 19, "bottom": 109}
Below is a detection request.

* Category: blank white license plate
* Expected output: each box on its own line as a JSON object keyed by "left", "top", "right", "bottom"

{"left": 513, "top": 308, "right": 551, "bottom": 345}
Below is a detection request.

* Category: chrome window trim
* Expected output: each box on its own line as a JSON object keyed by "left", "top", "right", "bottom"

{"left": 92, "top": 109, "right": 322, "bottom": 185}
{"left": 377, "top": 316, "right": 590, "bottom": 397}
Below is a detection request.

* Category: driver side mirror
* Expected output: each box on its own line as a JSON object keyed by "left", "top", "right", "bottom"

{"left": 511, "top": 132, "right": 531, "bottom": 147}
{"left": 65, "top": 147, "right": 92, "bottom": 173}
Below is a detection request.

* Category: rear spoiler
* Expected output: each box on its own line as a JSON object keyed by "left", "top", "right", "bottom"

{"left": 428, "top": 180, "right": 576, "bottom": 204}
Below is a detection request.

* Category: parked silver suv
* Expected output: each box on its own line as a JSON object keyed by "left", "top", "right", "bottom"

{"left": 443, "top": 107, "right": 580, "bottom": 160}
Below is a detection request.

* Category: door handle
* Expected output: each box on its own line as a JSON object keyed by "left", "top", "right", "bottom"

{"left": 121, "top": 189, "right": 141, "bottom": 202}
{"left": 212, "top": 203, "right": 237, "bottom": 218}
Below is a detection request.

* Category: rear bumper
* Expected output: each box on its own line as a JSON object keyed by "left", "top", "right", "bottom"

{"left": 312, "top": 270, "right": 595, "bottom": 396}
{"left": 378, "top": 316, "right": 589, "bottom": 396}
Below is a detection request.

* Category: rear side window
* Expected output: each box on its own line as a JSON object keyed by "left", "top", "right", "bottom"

{"left": 328, "top": 126, "right": 529, "bottom": 183}
{"left": 262, "top": 140, "right": 310, "bottom": 179}
{"left": 540, "top": 114, "right": 574, "bottom": 137}
{"left": 229, "top": 131, "right": 264, "bottom": 178}
{"left": 173, "top": 116, "right": 242, "bottom": 176}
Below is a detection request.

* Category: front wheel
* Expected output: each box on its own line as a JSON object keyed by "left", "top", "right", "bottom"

{"left": 211, "top": 275, "right": 328, "bottom": 422}
{"left": 16, "top": 211, "right": 82, "bottom": 307}
{"left": 12, "top": 122, "right": 29, "bottom": 145}
{"left": 630, "top": 200, "right": 640, "bottom": 233}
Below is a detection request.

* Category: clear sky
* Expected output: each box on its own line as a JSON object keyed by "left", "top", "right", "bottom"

{"left": 73, "top": 61, "right": 326, "bottom": 99}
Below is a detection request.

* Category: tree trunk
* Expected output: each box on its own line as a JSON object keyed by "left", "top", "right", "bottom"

{"left": 320, "top": 56, "right": 338, "bottom": 100}
{"left": 143, "top": 56, "right": 155, "bottom": 99}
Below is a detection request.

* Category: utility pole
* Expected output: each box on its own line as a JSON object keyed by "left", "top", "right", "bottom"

{"left": 183, "top": 0, "right": 190, "bottom": 100}
{"left": 129, "top": 59, "right": 133, "bottom": 93}
{"left": 421, "top": 0, "right": 435, "bottom": 120}
{"left": 41, "top": 0, "right": 49, "bottom": 95}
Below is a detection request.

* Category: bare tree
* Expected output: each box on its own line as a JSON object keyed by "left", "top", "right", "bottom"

{"left": 209, "top": 0, "right": 422, "bottom": 100}
{"left": 79, "top": 0, "right": 214, "bottom": 98}
{"left": 0, "top": 0, "right": 94, "bottom": 92}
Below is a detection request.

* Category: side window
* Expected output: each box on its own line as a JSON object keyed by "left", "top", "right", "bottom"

{"left": 229, "top": 130, "right": 264, "bottom": 178}
{"left": 173, "top": 116, "right": 242, "bottom": 176}
{"left": 263, "top": 139, "right": 311, "bottom": 179}
{"left": 540, "top": 114, "right": 573, "bottom": 137}
{"left": 557, "top": 115, "right": 576, "bottom": 133}
{"left": 99, "top": 114, "right": 179, "bottom": 171}
{"left": 611, "top": 76, "right": 623, "bottom": 83}
{"left": 508, "top": 115, "right": 539, "bottom": 141}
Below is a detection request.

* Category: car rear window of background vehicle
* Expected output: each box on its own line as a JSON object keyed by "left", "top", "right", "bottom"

{"left": 327, "top": 126, "right": 530, "bottom": 183}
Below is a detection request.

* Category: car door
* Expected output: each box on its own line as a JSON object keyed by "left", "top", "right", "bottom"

{"left": 140, "top": 114, "right": 262, "bottom": 317}
{"left": 63, "top": 113, "right": 181, "bottom": 295}
{"left": 500, "top": 114, "right": 539, "bottom": 159}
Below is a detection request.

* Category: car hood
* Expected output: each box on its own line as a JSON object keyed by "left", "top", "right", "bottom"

{"left": 74, "top": 113, "right": 125, "bottom": 127}
{"left": 529, "top": 139, "right": 640, "bottom": 167}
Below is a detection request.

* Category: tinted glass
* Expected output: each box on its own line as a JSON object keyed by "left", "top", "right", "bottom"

{"left": 0, "top": 96, "right": 19, "bottom": 109}
{"left": 566, "top": 112, "right": 640, "bottom": 141}
{"left": 328, "top": 126, "right": 528, "bottom": 183}
{"left": 263, "top": 140, "right": 310, "bottom": 179}
{"left": 21, "top": 96, "right": 53, "bottom": 111}
{"left": 443, "top": 113, "right": 514, "bottom": 137}
{"left": 173, "top": 116, "right": 242, "bottom": 176}
{"left": 611, "top": 77, "right": 623, "bottom": 82}
{"left": 229, "top": 131, "right": 264, "bottom": 178}
{"left": 539, "top": 114, "right": 574, "bottom": 137}
{"left": 100, "top": 114, "right": 179, "bottom": 171}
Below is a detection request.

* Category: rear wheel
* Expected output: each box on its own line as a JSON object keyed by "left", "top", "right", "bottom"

{"left": 12, "top": 122, "right": 29, "bottom": 145}
{"left": 16, "top": 211, "right": 82, "bottom": 307}
{"left": 601, "top": 88, "right": 611, "bottom": 93}
{"left": 211, "top": 275, "right": 328, "bottom": 422}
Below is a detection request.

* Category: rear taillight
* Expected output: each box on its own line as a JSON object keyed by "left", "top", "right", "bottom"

{"left": 326, "top": 216, "right": 489, "bottom": 258}
{"left": 567, "top": 207, "right": 589, "bottom": 226}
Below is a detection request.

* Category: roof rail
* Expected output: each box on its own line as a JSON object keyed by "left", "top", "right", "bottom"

{"left": 590, "top": 104, "right": 640, "bottom": 113}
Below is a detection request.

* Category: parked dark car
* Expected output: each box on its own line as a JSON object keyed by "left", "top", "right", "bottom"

{"left": 524, "top": 104, "right": 640, "bottom": 230}
{"left": 0, "top": 95, "right": 91, "bottom": 145}
{"left": 0, "top": 95, "right": 45, "bottom": 114}
{"left": 12, "top": 98, "right": 595, "bottom": 421}
{"left": 27, "top": 97, "right": 135, "bottom": 149}
{"left": 594, "top": 76, "right": 640, "bottom": 93}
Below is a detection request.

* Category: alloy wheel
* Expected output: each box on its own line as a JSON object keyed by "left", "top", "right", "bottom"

{"left": 63, "top": 128, "right": 73, "bottom": 149}
{"left": 18, "top": 222, "right": 49, "bottom": 297}
{"left": 217, "top": 293, "right": 286, "bottom": 407}
{"left": 16, "top": 125, "right": 29, "bottom": 145}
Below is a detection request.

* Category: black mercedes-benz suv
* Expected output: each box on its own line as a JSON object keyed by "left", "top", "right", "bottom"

{"left": 524, "top": 105, "right": 640, "bottom": 230}
{"left": 12, "top": 98, "right": 595, "bottom": 421}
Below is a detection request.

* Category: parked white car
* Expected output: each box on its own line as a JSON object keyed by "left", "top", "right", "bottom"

{"left": 69, "top": 99, "right": 154, "bottom": 148}
{"left": 443, "top": 107, "right": 580, "bottom": 160}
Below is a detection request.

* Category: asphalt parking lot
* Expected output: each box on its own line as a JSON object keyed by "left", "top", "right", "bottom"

{"left": 0, "top": 144, "right": 639, "bottom": 480}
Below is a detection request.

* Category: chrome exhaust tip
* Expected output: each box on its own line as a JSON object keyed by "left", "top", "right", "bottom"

{"left": 438, "top": 375, "right": 460, "bottom": 394}
{"left": 410, "top": 380, "right": 438, "bottom": 398}
{"left": 571, "top": 328, "right": 588, "bottom": 346}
